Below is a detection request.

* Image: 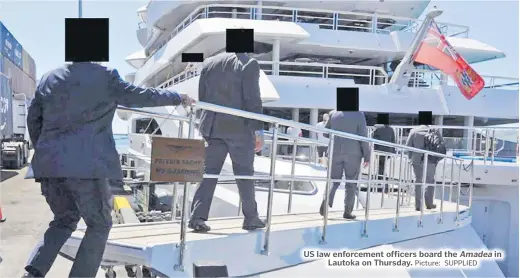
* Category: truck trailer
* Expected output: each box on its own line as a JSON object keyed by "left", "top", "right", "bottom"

{"left": 1, "top": 22, "right": 36, "bottom": 170}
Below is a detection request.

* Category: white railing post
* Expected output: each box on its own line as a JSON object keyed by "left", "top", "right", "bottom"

{"left": 393, "top": 150, "right": 405, "bottom": 231}
{"left": 288, "top": 139, "right": 298, "bottom": 213}
{"left": 174, "top": 107, "right": 197, "bottom": 272}
{"left": 261, "top": 123, "right": 279, "bottom": 255}
{"left": 320, "top": 134, "right": 335, "bottom": 244}
{"left": 418, "top": 153, "right": 428, "bottom": 227}
{"left": 438, "top": 158, "right": 447, "bottom": 224}
{"left": 362, "top": 142, "right": 375, "bottom": 237}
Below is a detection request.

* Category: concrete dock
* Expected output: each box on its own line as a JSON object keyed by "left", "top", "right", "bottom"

{"left": 0, "top": 158, "right": 125, "bottom": 277}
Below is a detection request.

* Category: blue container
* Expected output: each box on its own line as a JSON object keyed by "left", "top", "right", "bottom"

{"left": 0, "top": 22, "right": 15, "bottom": 62}
{"left": 0, "top": 22, "right": 24, "bottom": 70}
{"left": 13, "top": 38, "right": 22, "bottom": 68}
{"left": 0, "top": 60, "right": 14, "bottom": 139}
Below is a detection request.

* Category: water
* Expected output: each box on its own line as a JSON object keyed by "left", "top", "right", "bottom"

{"left": 114, "top": 134, "right": 129, "bottom": 153}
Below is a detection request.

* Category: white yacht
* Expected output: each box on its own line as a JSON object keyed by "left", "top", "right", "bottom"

{"left": 61, "top": 1, "right": 519, "bottom": 277}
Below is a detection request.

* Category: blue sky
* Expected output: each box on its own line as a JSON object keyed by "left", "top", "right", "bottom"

{"left": 0, "top": 0, "right": 518, "bottom": 133}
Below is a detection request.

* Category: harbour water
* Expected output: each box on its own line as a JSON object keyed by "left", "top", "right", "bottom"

{"left": 114, "top": 134, "right": 129, "bottom": 153}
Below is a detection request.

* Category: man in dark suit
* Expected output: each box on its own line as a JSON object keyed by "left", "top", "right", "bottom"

{"left": 320, "top": 111, "right": 371, "bottom": 220}
{"left": 406, "top": 125, "right": 443, "bottom": 211}
{"left": 372, "top": 115, "right": 396, "bottom": 192}
{"left": 189, "top": 52, "right": 266, "bottom": 232}
{"left": 24, "top": 62, "right": 194, "bottom": 278}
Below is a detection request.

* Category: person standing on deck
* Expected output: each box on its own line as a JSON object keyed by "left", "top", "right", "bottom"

{"left": 405, "top": 125, "right": 445, "bottom": 211}
{"left": 189, "top": 52, "right": 266, "bottom": 233}
{"left": 372, "top": 115, "right": 396, "bottom": 192}
{"left": 315, "top": 113, "right": 330, "bottom": 163}
{"left": 24, "top": 63, "right": 194, "bottom": 278}
{"left": 286, "top": 125, "right": 302, "bottom": 155}
{"left": 319, "top": 111, "right": 371, "bottom": 220}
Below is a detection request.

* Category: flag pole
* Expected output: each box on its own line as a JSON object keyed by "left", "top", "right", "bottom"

{"left": 389, "top": 8, "right": 443, "bottom": 87}
{"left": 78, "top": 0, "right": 83, "bottom": 18}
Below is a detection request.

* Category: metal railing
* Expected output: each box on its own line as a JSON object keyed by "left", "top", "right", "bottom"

{"left": 116, "top": 101, "right": 472, "bottom": 271}
{"left": 146, "top": 3, "right": 470, "bottom": 61}
{"left": 389, "top": 125, "right": 519, "bottom": 166}
{"left": 259, "top": 61, "right": 388, "bottom": 85}
{"left": 407, "top": 69, "right": 520, "bottom": 90}
{"left": 157, "top": 61, "right": 388, "bottom": 89}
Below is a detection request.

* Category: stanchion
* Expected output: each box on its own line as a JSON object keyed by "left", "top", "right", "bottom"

{"left": 261, "top": 123, "right": 279, "bottom": 255}
{"left": 418, "top": 154, "right": 429, "bottom": 228}
{"left": 320, "top": 134, "right": 335, "bottom": 244}
{"left": 393, "top": 150, "right": 404, "bottom": 232}
{"left": 175, "top": 107, "right": 197, "bottom": 272}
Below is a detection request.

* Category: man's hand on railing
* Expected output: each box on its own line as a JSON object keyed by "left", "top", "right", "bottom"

{"left": 180, "top": 94, "right": 196, "bottom": 106}
{"left": 363, "top": 161, "right": 369, "bottom": 168}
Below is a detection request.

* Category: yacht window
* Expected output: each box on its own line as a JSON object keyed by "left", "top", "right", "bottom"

{"left": 134, "top": 118, "right": 162, "bottom": 135}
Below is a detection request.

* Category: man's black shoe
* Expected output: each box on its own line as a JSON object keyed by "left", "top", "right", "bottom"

{"left": 426, "top": 204, "right": 437, "bottom": 210}
{"left": 343, "top": 213, "right": 356, "bottom": 220}
{"left": 188, "top": 220, "right": 211, "bottom": 233}
{"left": 23, "top": 266, "right": 43, "bottom": 278}
{"left": 319, "top": 201, "right": 332, "bottom": 217}
{"left": 242, "top": 218, "right": 266, "bottom": 231}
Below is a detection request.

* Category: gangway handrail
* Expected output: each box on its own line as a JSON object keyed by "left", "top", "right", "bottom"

{"left": 116, "top": 102, "right": 472, "bottom": 272}
{"left": 118, "top": 104, "right": 465, "bottom": 160}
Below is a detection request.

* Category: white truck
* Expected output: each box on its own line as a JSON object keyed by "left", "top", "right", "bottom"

{"left": 1, "top": 72, "right": 30, "bottom": 169}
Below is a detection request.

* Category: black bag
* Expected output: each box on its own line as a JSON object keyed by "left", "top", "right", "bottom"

{"left": 423, "top": 128, "right": 446, "bottom": 164}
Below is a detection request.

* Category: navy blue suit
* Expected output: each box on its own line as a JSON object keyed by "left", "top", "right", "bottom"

{"left": 25, "top": 62, "right": 183, "bottom": 277}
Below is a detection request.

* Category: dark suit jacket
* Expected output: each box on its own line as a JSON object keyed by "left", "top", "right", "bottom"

{"left": 372, "top": 124, "right": 396, "bottom": 153}
{"left": 325, "top": 111, "right": 371, "bottom": 162}
{"left": 198, "top": 52, "right": 263, "bottom": 139}
{"left": 27, "top": 62, "right": 183, "bottom": 179}
{"left": 405, "top": 125, "right": 444, "bottom": 165}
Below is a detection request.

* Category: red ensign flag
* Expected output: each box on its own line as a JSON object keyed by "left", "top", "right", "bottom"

{"left": 413, "top": 20, "right": 485, "bottom": 100}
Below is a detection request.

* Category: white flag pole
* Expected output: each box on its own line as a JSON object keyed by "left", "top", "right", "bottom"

{"left": 389, "top": 8, "right": 443, "bottom": 88}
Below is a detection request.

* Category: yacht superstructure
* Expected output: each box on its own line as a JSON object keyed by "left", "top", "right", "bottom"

{"left": 57, "top": 1, "right": 519, "bottom": 277}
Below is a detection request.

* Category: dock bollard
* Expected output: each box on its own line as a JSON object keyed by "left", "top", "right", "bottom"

{"left": 0, "top": 204, "right": 5, "bottom": 222}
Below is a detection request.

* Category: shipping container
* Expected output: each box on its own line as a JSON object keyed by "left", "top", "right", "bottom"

{"left": 21, "top": 48, "right": 36, "bottom": 79}
{"left": 2, "top": 56, "right": 36, "bottom": 100}
{"left": 13, "top": 38, "right": 23, "bottom": 68}
{"left": 0, "top": 22, "right": 15, "bottom": 63}
{"left": 1, "top": 21, "right": 35, "bottom": 78}
{"left": 26, "top": 51, "right": 36, "bottom": 79}
{"left": 0, "top": 62, "right": 14, "bottom": 139}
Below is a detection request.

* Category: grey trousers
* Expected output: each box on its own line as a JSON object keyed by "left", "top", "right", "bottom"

{"left": 412, "top": 163, "right": 436, "bottom": 209}
{"left": 191, "top": 136, "right": 259, "bottom": 223}
{"left": 327, "top": 155, "right": 362, "bottom": 215}
{"left": 27, "top": 178, "right": 113, "bottom": 278}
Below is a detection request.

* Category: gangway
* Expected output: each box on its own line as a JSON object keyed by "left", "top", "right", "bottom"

{"left": 59, "top": 102, "right": 473, "bottom": 278}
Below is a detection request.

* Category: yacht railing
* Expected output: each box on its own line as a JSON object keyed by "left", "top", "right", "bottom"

{"left": 259, "top": 61, "right": 388, "bottom": 85}
{"left": 408, "top": 69, "right": 520, "bottom": 90}
{"left": 390, "top": 125, "right": 519, "bottom": 166}
{"left": 157, "top": 61, "right": 388, "bottom": 89}
{"left": 116, "top": 101, "right": 471, "bottom": 270}
{"left": 146, "top": 3, "right": 469, "bottom": 60}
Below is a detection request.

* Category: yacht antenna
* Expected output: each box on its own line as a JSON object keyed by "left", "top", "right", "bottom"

{"left": 389, "top": 8, "right": 443, "bottom": 89}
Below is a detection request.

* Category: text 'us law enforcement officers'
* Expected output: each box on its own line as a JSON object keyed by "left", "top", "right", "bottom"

{"left": 406, "top": 125, "right": 446, "bottom": 211}
{"left": 320, "top": 111, "right": 371, "bottom": 220}
{"left": 189, "top": 52, "right": 266, "bottom": 233}
{"left": 24, "top": 63, "right": 194, "bottom": 278}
